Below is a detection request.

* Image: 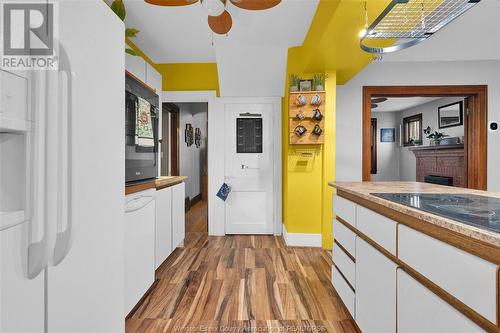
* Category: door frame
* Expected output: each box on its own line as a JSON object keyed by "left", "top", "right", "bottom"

{"left": 162, "top": 91, "right": 217, "bottom": 232}
{"left": 362, "top": 85, "right": 488, "bottom": 190}
{"left": 162, "top": 103, "right": 179, "bottom": 176}
{"left": 211, "top": 97, "right": 282, "bottom": 236}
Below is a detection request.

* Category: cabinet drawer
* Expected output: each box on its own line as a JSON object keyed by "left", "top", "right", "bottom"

{"left": 333, "top": 242, "right": 355, "bottom": 287}
{"left": 397, "top": 269, "right": 486, "bottom": 333}
{"left": 332, "top": 265, "right": 355, "bottom": 318}
{"left": 0, "top": 70, "right": 27, "bottom": 119}
{"left": 356, "top": 205, "right": 397, "bottom": 255}
{"left": 333, "top": 195, "right": 356, "bottom": 227}
{"left": 333, "top": 219, "right": 356, "bottom": 258}
{"left": 398, "top": 225, "right": 498, "bottom": 324}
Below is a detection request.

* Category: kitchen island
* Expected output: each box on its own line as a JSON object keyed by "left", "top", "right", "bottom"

{"left": 329, "top": 181, "right": 500, "bottom": 333}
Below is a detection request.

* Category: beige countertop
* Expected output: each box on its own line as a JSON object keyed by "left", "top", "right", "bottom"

{"left": 155, "top": 176, "right": 187, "bottom": 190}
{"left": 329, "top": 181, "right": 500, "bottom": 249}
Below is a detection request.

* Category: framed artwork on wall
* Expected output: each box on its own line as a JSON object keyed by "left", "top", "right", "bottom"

{"left": 299, "top": 79, "right": 313, "bottom": 92}
{"left": 438, "top": 101, "right": 463, "bottom": 129}
{"left": 380, "top": 128, "right": 395, "bottom": 143}
{"left": 185, "top": 123, "right": 194, "bottom": 146}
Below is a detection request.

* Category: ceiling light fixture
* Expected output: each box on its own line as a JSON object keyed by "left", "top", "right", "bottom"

{"left": 144, "top": 0, "right": 281, "bottom": 35}
{"left": 360, "top": 0, "right": 481, "bottom": 54}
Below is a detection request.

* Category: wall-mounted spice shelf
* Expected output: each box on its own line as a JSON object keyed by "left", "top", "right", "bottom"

{"left": 289, "top": 91, "right": 326, "bottom": 145}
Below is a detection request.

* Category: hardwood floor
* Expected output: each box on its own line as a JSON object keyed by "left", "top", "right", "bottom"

{"left": 185, "top": 200, "right": 208, "bottom": 233}
{"left": 126, "top": 201, "right": 358, "bottom": 333}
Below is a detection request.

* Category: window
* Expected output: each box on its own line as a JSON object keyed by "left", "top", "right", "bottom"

{"left": 403, "top": 114, "right": 422, "bottom": 146}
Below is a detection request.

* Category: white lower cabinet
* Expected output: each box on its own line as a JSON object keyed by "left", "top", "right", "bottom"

{"left": 124, "top": 189, "right": 156, "bottom": 316}
{"left": 155, "top": 186, "right": 172, "bottom": 269}
{"left": 397, "top": 269, "right": 486, "bottom": 333}
{"left": 172, "top": 182, "right": 185, "bottom": 249}
{"left": 356, "top": 237, "right": 397, "bottom": 333}
{"left": 332, "top": 265, "right": 355, "bottom": 318}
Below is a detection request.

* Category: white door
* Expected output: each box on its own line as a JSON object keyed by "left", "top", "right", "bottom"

{"left": 224, "top": 103, "right": 274, "bottom": 234}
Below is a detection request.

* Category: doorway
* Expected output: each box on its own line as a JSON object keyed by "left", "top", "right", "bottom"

{"left": 362, "top": 86, "right": 487, "bottom": 190}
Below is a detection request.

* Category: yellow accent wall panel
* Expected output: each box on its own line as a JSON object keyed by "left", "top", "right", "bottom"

{"left": 155, "top": 63, "right": 220, "bottom": 95}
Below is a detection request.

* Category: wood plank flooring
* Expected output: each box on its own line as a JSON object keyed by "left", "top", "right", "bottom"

{"left": 126, "top": 201, "right": 358, "bottom": 333}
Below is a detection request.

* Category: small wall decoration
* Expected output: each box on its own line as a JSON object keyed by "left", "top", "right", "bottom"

{"left": 299, "top": 79, "right": 313, "bottom": 92}
{"left": 195, "top": 128, "right": 201, "bottom": 148}
{"left": 380, "top": 128, "right": 395, "bottom": 143}
{"left": 289, "top": 91, "right": 326, "bottom": 145}
{"left": 438, "top": 101, "right": 463, "bottom": 129}
{"left": 185, "top": 123, "right": 194, "bottom": 146}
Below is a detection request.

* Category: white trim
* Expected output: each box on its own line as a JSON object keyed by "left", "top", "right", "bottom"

{"left": 283, "top": 225, "right": 322, "bottom": 248}
{"left": 162, "top": 90, "right": 219, "bottom": 235}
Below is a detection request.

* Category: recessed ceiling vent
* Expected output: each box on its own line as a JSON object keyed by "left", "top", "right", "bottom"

{"left": 360, "top": 0, "right": 481, "bottom": 55}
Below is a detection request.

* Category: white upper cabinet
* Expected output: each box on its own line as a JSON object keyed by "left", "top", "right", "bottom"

{"left": 356, "top": 237, "right": 397, "bottom": 333}
{"left": 146, "top": 63, "right": 162, "bottom": 95}
{"left": 397, "top": 269, "right": 486, "bottom": 333}
{"left": 125, "top": 52, "right": 146, "bottom": 83}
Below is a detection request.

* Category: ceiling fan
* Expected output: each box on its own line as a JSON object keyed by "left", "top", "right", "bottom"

{"left": 371, "top": 97, "right": 387, "bottom": 109}
{"left": 144, "top": 0, "right": 281, "bottom": 34}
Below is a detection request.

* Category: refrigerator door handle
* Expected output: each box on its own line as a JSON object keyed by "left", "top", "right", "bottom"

{"left": 53, "top": 45, "right": 75, "bottom": 266}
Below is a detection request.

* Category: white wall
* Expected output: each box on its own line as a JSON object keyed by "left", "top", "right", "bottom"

{"left": 177, "top": 102, "right": 208, "bottom": 200}
{"left": 399, "top": 97, "right": 466, "bottom": 181}
{"left": 371, "top": 112, "right": 400, "bottom": 181}
{"left": 336, "top": 60, "right": 500, "bottom": 191}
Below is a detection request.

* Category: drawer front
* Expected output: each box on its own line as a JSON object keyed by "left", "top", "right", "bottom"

{"left": 356, "top": 205, "right": 397, "bottom": 255}
{"left": 398, "top": 269, "right": 486, "bottom": 333}
{"left": 333, "top": 195, "right": 356, "bottom": 227}
{"left": 333, "top": 242, "right": 355, "bottom": 287}
{"left": 333, "top": 219, "right": 356, "bottom": 258}
{"left": 332, "top": 265, "right": 355, "bottom": 318}
{"left": 398, "top": 225, "right": 498, "bottom": 324}
{"left": 0, "top": 70, "right": 27, "bottom": 119}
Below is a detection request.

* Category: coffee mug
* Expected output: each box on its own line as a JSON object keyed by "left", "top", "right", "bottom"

{"left": 312, "top": 109, "right": 323, "bottom": 121}
{"left": 294, "top": 125, "right": 307, "bottom": 137}
{"left": 296, "top": 109, "right": 306, "bottom": 120}
{"left": 295, "top": 95, "right": 307, "bottom": 106}
{"left": 311, "top": 94, "right": 322, "bottom": 106}
{"left": 312, "top": 124, "right": 323, "bottom": 136}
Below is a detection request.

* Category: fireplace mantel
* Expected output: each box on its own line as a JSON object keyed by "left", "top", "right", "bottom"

{"left": 410, "top": 144, "right": 466, "bottom": 187}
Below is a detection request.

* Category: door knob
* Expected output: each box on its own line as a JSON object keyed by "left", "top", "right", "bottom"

{"left": 241, "top": 164, "right": 248, "bottom": 169}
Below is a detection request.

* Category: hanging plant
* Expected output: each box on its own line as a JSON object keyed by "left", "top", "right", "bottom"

{"left": 109, "top": 0, "right": 140, "bottom": 56}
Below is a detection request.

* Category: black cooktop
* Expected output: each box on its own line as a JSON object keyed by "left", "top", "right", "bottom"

{"left": 371, "top": 193, "right": 500, "bottom": 234}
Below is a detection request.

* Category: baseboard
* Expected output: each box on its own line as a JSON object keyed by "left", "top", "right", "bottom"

{"left": 282, "top": 225, "right": 322, "bottom": 248}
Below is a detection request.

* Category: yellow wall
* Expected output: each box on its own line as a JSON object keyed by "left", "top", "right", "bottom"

{"left": 155, "top": 63, "right": 220, "bottom": 95}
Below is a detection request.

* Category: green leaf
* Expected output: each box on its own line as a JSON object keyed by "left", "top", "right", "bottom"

{"left": 125, "top": 28, "right": 140, "bottom": 38}
{"left": 110, "top": 0, "right": 126, "bottom": 21}
{"left": 125, "top": 48, "right": 137, "bottom": 56}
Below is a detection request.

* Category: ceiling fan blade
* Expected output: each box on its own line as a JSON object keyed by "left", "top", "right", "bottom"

{"left": 208, "top": 10, "right": 232, "bottom": 35}
{"left": 229, "top": 0, "right": 280, "bottom": 10}
{"left": 371, "top": 97, "right": 388, "bottom": 103}
{"left": 144, "top": 0, "right": 198, "bottom": 6}
{"left": 371, "top": 104, "right": 378, "bottom": 109}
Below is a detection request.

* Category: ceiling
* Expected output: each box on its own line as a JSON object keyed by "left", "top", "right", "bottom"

{"left": 372, "top": 97, "right": 442, "bottom": 113}
{"left": 124, "top": 0, "right": 319, "bottom": 64}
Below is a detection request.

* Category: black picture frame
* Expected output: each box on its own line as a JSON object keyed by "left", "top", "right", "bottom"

{"left": 438, "top": 101, "right": 463, "bottom": 129}
{"left": 299, "top": 79, "right": 313, "bottom": 92}
{"left": 380, "top": 128, "right": 395, "bottom": 143}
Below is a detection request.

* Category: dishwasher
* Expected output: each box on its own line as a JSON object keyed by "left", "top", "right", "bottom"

{"left": 124, "top": 188, "right": 156, "bottom": 316}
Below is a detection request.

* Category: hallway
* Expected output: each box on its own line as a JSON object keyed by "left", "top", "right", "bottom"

{"left": 125, "top": 201, "right": 358, "bottom": 333}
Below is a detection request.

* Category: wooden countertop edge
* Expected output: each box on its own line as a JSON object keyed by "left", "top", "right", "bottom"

{"left": 155, "top": 176, "right": 187, "bottom": 190}
{"left": 335, "top": 216, "right": 499, "bottom": 333}
{"left": 125, "top": 181, "right": 156, "bottom": 195}
{"left": 335, "top": 188, "right": 500, "bottom": 265}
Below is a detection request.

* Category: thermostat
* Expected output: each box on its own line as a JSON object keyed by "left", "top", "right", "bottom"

{"left": 489, "top": 121, "right": 499, "bottom": 132}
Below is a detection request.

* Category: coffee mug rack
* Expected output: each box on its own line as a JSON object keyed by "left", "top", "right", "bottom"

{"left": 289, "top": 91, "right": 326, "bottom": 145}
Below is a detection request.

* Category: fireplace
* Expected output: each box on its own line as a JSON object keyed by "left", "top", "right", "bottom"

{"left": 424, "top": 175, "right": 454, "bottom": 186}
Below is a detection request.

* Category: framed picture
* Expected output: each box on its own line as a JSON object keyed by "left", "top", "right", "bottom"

{"left": 185, "top": 123, "right": 194, "bottom": 146}
{"left": 438, "top": 101, "right": 463, "bottom": 129}
{"left": 299, "top": 79, "right": 313, "bottom": 92}
{"left": 380, "top": 128, "right": 395, "bottom": 143}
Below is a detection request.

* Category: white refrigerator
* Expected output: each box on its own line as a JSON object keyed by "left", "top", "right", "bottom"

{"left": 1, "top": 1, "right": 125, "bottom": 332}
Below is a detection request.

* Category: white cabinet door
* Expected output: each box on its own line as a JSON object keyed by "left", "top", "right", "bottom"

{"left": 146, "top": 63, "right": 162, "bottom": 95}
{"left": 0, "top": 223, "right": 44, "bottom": 333}
{"left": 172, "top": 183, "right": 185, "bottom": 249}
{"left": 155, "top": 187, "right": 172, "bottom": 269}
{"left": 124, "top": 191, "right": 156, "bottom": 315}
{"left": 356, "top": 237, "right": 397, "bottom": 333}
{"left": 126, "top": 52, "right": 146, "bottom": 83}
{"left": 397, "top": 269, "right": 486, "bottom": 333}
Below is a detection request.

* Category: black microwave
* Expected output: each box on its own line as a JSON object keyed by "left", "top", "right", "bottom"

{"left": 125, "top": 73, "right": 159, "bottom": 184}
